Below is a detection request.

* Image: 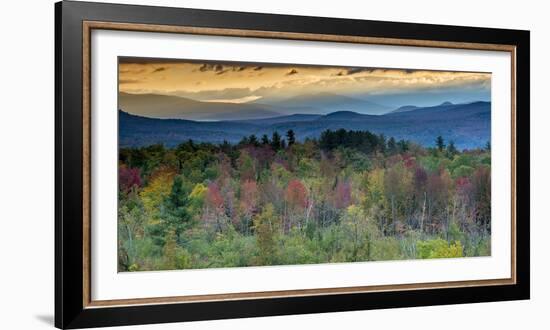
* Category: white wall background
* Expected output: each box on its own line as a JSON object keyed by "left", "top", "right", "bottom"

{"left": 0, "top": 0, "right": 545, "bottom": 329}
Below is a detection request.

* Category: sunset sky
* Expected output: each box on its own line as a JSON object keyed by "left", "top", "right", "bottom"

{"left": 119, "top": 57, "right": 491, "bottom": 109}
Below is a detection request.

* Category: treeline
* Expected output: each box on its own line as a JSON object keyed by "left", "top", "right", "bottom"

{"left": 118, "top": 129, "right": 491, "bottom": 271}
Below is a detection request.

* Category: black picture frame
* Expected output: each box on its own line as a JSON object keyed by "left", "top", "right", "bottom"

{"left": 55, "top": 1, "right": 530, "bottom": 328}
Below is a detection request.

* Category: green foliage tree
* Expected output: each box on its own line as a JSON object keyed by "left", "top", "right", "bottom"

{"left": 162, "top": 175, "right": 193, "bottom": 243}
{"left": 253, "top": 204, "right": 280, "bottom": 265}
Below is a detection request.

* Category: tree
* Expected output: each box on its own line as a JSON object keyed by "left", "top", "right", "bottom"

{"left": 253, "top": 204, "right": 279, "bottom": 265}
{"left": 334, "top": 180, "right": 352, "bottom": 209}
{"left": 203, "top": 182, "right": 227, "bottom": 231}
{"left": 471, "top": 166, "right": 491, "bottom": 232}
{"left": 342, "top": 205, "right": 373, "bottom": 261}
{"left": 286, "top": 129, "right": 296, "bottom": 146}
{"left": 378, "top": 134, "right": 387, "bottom": 153}
{"left": 426, "top": 169, "right": 452, "bottom": 234}
{"left": 119, "top": 166, "right": 141, "bottom": 193}
{"left": 485, "top": 140, "right": 491, "bottom": 151}
{"left": 238, "top": 136, "right": 249, "bottom": 145}
{"left": 285, "top": 179, "right": 308, "bottom": 210}
{"left": 447, "top": 140, "right": 458, "bottom": 157}
{"left": 271, "top": 131, "right": 282, "bottom": 150}
{"left": 118, "top": 192, "right": 146, "bottom": 271}
{"left": 413, "top": 166, "right": 428, "bottom": 231}
{"left": 162, "top": 175, "right": 193, "bottom": 243}
{"left": 387, "top": 137, "right": 398, "bottom": 155}
{"left": 384, "top": 162, "right": 412, "bottom": 234}
{"left": 261, "top": 134, "right": 270, "bottom": 145}
{"left": 188, "top": 183, "right": 207, "bottom": 216}
{"left": 248, "top": 134, "right": 259, "bottom": 146}
{"left": 238, "top": 180, "right": 259, "bottom": 234}
{"left": 284, "top": 179, "right": 308, "bottom": 230}
{"left": 397, "top": 139, "right": 409, "bottom": 153}
{"left": 140, "top": 167, "right": 176, "bottom": 218}
{"left": 238, "top": 150, "right": 256, "bottom": 181}
{"left": 436, "top": 135, "right": 445, "bottom": 151}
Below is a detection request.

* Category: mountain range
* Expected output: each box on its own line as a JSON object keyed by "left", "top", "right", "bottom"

{"left": 119, "top": 92, "right": 391, "bottom": 121}
{"left": 119, "top": 100, "right": 490, "bottom": 150}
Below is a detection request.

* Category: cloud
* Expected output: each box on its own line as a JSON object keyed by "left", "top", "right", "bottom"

{"left": 172, "top": 87, "right": 254, "bottom": 101}
{"left": 119, "top": 79, "right": 141, "bottom": 84}
{"left": 330, "top": 68, "right": 379, "bottom": 76}
{"left": 119, "top": 59, "right": 491, "bottom": 106}
{"left": 199, "top": 64, "right": 226, "bottom": 72}
{"left": 286, "top": 69, "right": 299, "bottom": 76}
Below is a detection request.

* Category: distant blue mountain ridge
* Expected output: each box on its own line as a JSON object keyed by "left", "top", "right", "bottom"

{"left": 119, "top": 100, "right": 491, "bottom": 150}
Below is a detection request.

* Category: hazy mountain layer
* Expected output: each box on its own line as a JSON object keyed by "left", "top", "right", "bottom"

{"left": 119, "top": 101, "right": 490, "bottom": 150}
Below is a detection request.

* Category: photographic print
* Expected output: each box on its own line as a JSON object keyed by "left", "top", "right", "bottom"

{"left": 117, "top": 57, "right": 491, "bottom": 272}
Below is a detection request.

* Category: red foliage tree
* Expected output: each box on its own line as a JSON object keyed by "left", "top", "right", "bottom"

{"left": 119, "top": 166, "right": 141, "bottom": 193}
{"left": 334, "top": 180, "right": 352, "bottom": 209}
{"left": 240, "top": 180, "right": 259, "bottom": 216}
{"left": 206, "top": 182, "right": 224, "bottom": 210}
{"left": 285, "top": 179, "right": 308, "bottom": 210}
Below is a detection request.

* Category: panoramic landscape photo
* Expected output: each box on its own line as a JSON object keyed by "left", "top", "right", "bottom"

{"left": 117, "top": 57, "right": 492, "bottom": 272}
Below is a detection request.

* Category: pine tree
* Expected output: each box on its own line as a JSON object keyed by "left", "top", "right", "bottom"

{"left": 271, "top": 131, "right": 282, "bottom": 150}
{"left": 387, "top": 137, "right": 398, "bottom": 155}
{"left": 447, "top": 140, "right": 458, "bottom": 157}
{"left": 163, "top": 175, "right": 192, "bottom": 243}
{"left": 248, "top": 134, "right": 259, "bottom": 146}
{"left": 397, "top": 139, "right": 409, "bottom": 153}
{"left": 436, "top": 135, "right": 445, "bottom": 151}
{"left": 261, "top": 134, "right": 270, "bottom": 145}
{"left": 286, "top": 129, "right": 296, "bottom": 146}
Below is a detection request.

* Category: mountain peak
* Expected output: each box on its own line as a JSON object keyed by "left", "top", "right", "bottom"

{"left": 324, "top": 111, "right": 365, "bottom": 119}
{"left": 439, "top": 101, "right": 454, "bottom": 106}
{"left": 391, "top": 105, "right": 419, "bottom": 113}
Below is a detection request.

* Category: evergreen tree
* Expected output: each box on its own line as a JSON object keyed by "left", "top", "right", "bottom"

{"left": 286, "top": 129, "right": 296, "bottom": 146}
{"left": 397, "top": 139, "right": 409, "bottom": 153}
{"left": 447, "top": 140, "right": 458, "bottom": 157}
{"left": 248, "top": 134, "right": 259, "bottom": 146}
{"left": 378, "top": 134, "right": 387, "bottom": 153}
{"left": 436, "top": 135, "right": 445, "bottom": 151}
{"left": 485, "top": 140, "right": 491, "bottom": 151}
{"left": 163, "top": 175, "right": 192, "bottom": 243}
{"left": 387, "top": 137, "right": 398, "bottom": 155}
{"left": 271, "top": 131, "right": 282, "bottom": 150}
{"left": 261, "top": 134, "right": 270, "bottom": 145}
{"left": 238, "top": 136, "right": 249, "bottom": 145}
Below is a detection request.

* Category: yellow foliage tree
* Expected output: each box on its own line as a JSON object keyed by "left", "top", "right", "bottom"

{"left": 140, "top": 167, "right": 176, "bottom": 224}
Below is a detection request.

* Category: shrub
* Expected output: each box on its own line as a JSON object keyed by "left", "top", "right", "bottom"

{"left": 417, "top": 239, "right": 463, "bottom": 259}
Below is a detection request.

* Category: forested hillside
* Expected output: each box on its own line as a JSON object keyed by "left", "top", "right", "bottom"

{"left": 118, "top": 129, "right": 491, "bottom": 271}
{"left": 119, "top": 101, "right": 491, "bottom": 150}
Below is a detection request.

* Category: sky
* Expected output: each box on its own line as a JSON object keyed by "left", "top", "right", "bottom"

{"left": 119, "top": 57, "right": 491, "bottom": 109}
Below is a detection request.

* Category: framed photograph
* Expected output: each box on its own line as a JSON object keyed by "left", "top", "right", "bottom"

{"left": 55, "top": 1, "right": 530, "bottom": 328}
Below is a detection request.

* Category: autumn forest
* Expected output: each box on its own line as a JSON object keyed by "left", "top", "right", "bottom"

{"left": 118, "top": 129, "right": 491, "bottom": 271}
